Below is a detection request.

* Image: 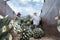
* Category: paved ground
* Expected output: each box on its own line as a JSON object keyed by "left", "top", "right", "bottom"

{"left": 12, "top": 33, "right": 60, "bottom": 40}
{"left": 30, "top": 35, "right": 60, "bottom": 40}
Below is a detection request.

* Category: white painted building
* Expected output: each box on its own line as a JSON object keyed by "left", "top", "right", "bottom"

{"left": 0, "top": 0, "right": 16, "bottom": 19}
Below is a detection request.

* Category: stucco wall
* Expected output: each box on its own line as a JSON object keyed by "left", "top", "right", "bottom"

{"left": 0, "top": 0, "right": 16, "bottom": 19}
{"left": 41, "top": 0, "right": 59, "bottom": 36}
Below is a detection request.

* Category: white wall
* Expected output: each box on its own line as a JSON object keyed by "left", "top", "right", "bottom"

{"left": 41, "top": 0, "right": 58, "bottom": 25}
{"left": 0, "top": 0, "right": 16, "bottom": 19}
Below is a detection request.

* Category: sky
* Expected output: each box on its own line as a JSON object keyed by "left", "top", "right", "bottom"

{"left": 7, "top": 0, "right": 44, "bottom": 16}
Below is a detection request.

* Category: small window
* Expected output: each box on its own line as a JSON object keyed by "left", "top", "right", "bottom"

{"left": 41, "top": 10, "right": 42, "bottom": 13}
{"left": 44, "top": 0, "right": 45, "bottom": 2}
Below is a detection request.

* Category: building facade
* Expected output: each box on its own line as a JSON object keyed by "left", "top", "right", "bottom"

{"left": 41, "top": 0, "right": 60, "bottom": 36}
{"left": 0, "top": 0, "right": 16, "bottom": 19}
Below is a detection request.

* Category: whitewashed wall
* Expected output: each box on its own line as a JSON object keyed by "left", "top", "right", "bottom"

{"left": 0, "top": 0, "right": 16, "bottom": 19}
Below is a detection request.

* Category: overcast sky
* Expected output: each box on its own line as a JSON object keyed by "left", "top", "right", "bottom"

{"left": 7, "top": 0, "right": 44, "bottom": 16}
